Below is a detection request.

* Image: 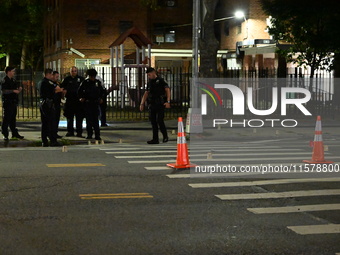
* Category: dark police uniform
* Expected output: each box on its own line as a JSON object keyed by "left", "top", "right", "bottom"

{"left": 1, "top": 76, "right": 21, "bottom": 139}
{"left": 147, "top": 76, "right": 169, "bottom": 142}
{"left": 53, "top": 81, "right": 62, "bottom": 137}
{"left": 78, "top": 79, "right": 104, "bottom": 140}
{"left": 61, "top": 75, "right": 85, "bottom": 136}
{"left": 40, "top": 77, "right": 58, "bottom": 146}
{"left": 100, "top": 87, "right": 109, "bottom": 126}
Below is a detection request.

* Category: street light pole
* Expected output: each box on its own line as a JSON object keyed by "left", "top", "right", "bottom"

{"left": 187, "top": 0, "right": 203, "bottom": 133}
{"left": 192, "top": 0, "right": 200, "bottom": 81}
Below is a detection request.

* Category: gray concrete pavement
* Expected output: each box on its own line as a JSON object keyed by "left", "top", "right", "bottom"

{"left": 0, "top": 118, "right": 339, "bottom": 254}
{"left": 1, "top": 117, "right": 339, "bottom": 148}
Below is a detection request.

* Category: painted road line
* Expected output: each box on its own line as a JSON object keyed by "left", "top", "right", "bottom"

{"left": 101, "top": 148, "right": 142, "bottom": 151}
{"left": 166, "top": 172, "right": 261, "bottom": 179}
{"left": 145, "top": 166, "right": 172, "bottom": 171}
{"left": 101, "top": 145, "right": 284, "bottom": 150}
{"left": 47, "top": 163, "right": 105, "bottom": 167}
{"left": 128, "top": 156, "right": 340, "bottom": 164}
{"left": 287, "top": 224, "right": 340, "bottom": 235}
{"left": 80, "top": 193, "right": 150, "bottom": 196}
{"left": 216, "top": 189, "right": 340, "bottom": 200}
{"left": 117, "top": 152, "right": 313, "bottom": 159}
{"left": 106, "top": 148, "right": 303, "bottom": 154}
{"left": 106, "top": 150, "right": 177, "bottom": 154}
{"left": 116, "top": 155, "right": 176, "bottom": 158}
{"left": 180, "top": 156, "right": 340, "bottom": 162}
{"left": 100, "top": 146, "right": 176, "bottom": 150}
{"left": 80, "top": 196, "right": 154, "bottom": 199}
{"left": 150, "top": 163, "right": 306, "bottom": 171}
{"left": 189, "top": 177, "right": 340, "bottom": 188}
{"left": 79, "top": 193, "right": 153, "bottom": 200}
{"left": 128, "top": 160, "right": 172, "bottom": 164}
{"left": 247, "top": 203, "right": 340, "bottom": 214}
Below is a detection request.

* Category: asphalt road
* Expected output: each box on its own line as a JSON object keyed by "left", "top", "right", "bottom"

{"left": 0, "top": 130, "right": 339, "bottom": 255}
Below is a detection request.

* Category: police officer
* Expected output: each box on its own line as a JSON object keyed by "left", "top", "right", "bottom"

{"left": 78, "top": 69, "right": 104, "bottom": 140}
{"left": 61, "top": 66, "right": 85, "bottom": 137}
{"left": 39, "top": 68, "right": 62, "bottom": 147}
{"left": 140, "top": 67, "right": 170, "bottom": 144}
{"left": 1, "top": 66, "right": 24, "bottom": 140}
{"left": 52, "top": 71, "right": 63, "bottom": 138}
{"left": 100, "top": 84, "right": 115, "bottom": 127}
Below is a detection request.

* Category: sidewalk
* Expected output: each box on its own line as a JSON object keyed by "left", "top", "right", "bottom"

{"left": 0, "top": 120, "right": 179, "bottom": 148}
{"left": 0, "top": 118, "right": 338, "bottom": 148}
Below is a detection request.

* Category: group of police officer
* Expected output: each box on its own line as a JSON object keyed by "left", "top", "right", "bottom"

{"left": 1, "top": 66, "right": 24, "bottom": 141}
{"left": 2, "top": 66, "right": 170, "bottom": 146}
{"left": 38, "top": 67, "right": 105, "bottom": 146}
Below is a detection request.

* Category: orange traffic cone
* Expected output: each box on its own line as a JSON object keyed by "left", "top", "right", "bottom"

{"left": 303, "top": 116, "right": 334, "bottom": 164}
{"left": 167, "top": 117, "right": 197, "bottom": 169}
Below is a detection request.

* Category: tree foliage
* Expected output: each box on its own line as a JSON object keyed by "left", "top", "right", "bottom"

{"left": 261, "top": 0, "right": 340, "bottom": 77}
{"left": 0, "top": 0, "right": 43, "bottom": 70}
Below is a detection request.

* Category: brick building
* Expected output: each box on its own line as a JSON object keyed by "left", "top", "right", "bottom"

{"left": 44, "top": 0, "right": 283, "bottom": 74}
{"left": 43, "top": 0, "right": 193, "bottom": 72}
{"left": 216, "top": 0, "right": 277, "bottom": 71}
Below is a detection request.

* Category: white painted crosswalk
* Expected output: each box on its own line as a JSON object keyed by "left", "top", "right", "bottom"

{"left": 287, "top": 224, "right": 340, "bottom": 235}
{"left": 215, "top": 189, "right": 340, "bottom": 200}
{"left": 247, "top": 204, "right": 340, "bottom": 214}
{"left": 189, "top": 177, "right": 340, "bottom": 188}
{"left": 101, "top": 142, "right": 340, "bottom": 241}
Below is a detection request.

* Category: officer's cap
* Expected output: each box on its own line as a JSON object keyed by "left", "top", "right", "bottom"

{"left": 146, "top": 67, "right": 156, "bottom": 74}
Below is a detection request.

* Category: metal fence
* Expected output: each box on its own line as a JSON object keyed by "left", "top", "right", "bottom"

{"left": 0, "top": 67, "right": 338, "bottom": 120}
{"left": 0, "top": 66, "right": 191, "bottom": 120}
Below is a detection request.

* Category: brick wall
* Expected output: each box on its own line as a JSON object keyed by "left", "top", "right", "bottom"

{"left": 43, "top": 0, "right": 193, "bottom": 69}
{"left": 218, "top": 0, "right": 270, "bottom": 51}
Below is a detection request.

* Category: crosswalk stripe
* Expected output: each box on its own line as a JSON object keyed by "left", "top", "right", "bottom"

{"left": 47, "top": 163, "right": 105, "bottom": 167}
{"left": 117, "top": 155, "right": 176, "bottom": 158}
{"left": 287, "top": 224, "right": 340, "bottom": 235}
{"left": 101, "top": 145, "right": 284, "bottom": 150}
{"left": 166, "top": 172, "right": 261, "bottom": 179}
{"left": 189, "top": 177, "right": 340, "bottom": 188}
{"left": 128, "top": 160, "right": 173, "bottom": 164}
{"left": 101, "top": 145, "right": 176, "bottom": 149}
{"left": 247, "top": 203, "right": 340, "bottom": 214}
{"left": 152, "top": 162, "right": 332, "bottom": 172}
{"left": 105, "top": 148, "right": 303, "bottom": 154}
{"left": 216, "top": 189, "right": 340, "bottom": 200}
{"left": 107, "top": 150, "right": 176, "bottom": 154}
{"left": 128, "top": 156, "right": 340, "bottom": 163}
{"left": 145, "top": 166, "right": 171, "bottom": 171}
{"left": 116, "top": 152, "right": 314, "bottom": 159}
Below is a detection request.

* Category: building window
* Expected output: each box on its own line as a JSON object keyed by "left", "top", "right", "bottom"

{"left": 224, "top": 21, "right": 230, "bottom": 36}
{"left": 153, "top": 24, "right": 176, "bottom": 43}
{"left": 237, "top": 24, "right": 242, "bottom": 34}
{"left": 87, "top": 20, "right": 101, "bottom": 35}
{"left": 236, "top": 20, "right": 242, "bottom": 35}
{"left": 165, "top": 31, "right": 175, "bottom": 43}
{"left": 75, "top": 59, "right": 100, "bottom": 69}
{"left": 119, "top": 21, "right": 133, "bottom": 34}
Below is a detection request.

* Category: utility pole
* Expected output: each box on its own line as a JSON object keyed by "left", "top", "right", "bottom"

{"left": 192, "top": 0, "right": 201, "bottom": 80}
{"left": 186, "top": 0, "right": 203, "bottom": 134}
{"left": 192, "top": 0, "right": 201, "bottom": 106}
